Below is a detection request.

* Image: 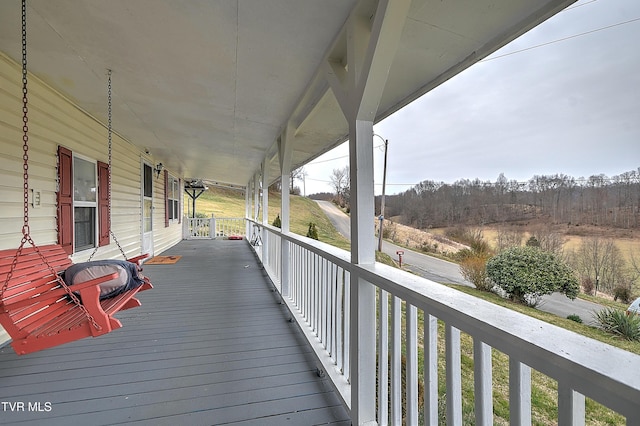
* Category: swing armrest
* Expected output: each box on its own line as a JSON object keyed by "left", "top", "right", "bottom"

{"left": 127, "top": 253, "right": 150, "bottom": 266}
{"left": 3, "top": 272, "right": 119, "bottom": 310}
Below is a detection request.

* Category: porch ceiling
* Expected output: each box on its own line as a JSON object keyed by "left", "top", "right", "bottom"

{"left": 0, "top": 0, "right": 575, "bottom": 187}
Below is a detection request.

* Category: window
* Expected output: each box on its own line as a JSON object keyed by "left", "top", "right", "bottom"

{"left": 168, "top": 175, "right": 180, "bottom": 221}
{"left": 143, "top": 163, "right": 153, "bottom": 234}
{"left": 57, "top": 146, "right": 109, "bottom": 254}
{"left": 73, "top": 156, "right": 97, "bottom": 252}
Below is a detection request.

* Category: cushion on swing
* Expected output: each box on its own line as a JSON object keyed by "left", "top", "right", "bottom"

{"left": 64, "top": 260, "right": 145, "bottom": 300}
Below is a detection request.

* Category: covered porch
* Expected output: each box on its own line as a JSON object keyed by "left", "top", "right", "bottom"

{"left": 1, "top": 0, "right": 639, "bottom": 424}
{"left": 0, "top": 239, "right": 349, "bottom": 425}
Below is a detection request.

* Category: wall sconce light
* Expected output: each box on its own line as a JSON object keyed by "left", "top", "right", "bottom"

{"left": 154, "top": 162, "right": 164, "bottom": 179}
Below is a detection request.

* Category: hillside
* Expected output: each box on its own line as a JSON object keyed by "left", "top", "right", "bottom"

{"left": 189, "top": 187, "right": 351, "bottom": 250}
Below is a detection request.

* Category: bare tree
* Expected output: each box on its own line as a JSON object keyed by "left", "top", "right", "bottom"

{"left": 571, "top": 237, "right": 625, "bottom": 295}
{"left": 495, "top": 226, "right": 524, "bottom": 252}
{"left": 529, "top": 226, "right": 566, "bottom": 257}
{"left": 330, "top": 166, "right": 350, "bottom": 207}
{"left": 290, "top": 166, "right": 306, "bottom": 195}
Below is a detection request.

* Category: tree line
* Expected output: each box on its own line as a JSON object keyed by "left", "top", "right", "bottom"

{"left": 384, "top": 169, "right": 640, "bottom": 229}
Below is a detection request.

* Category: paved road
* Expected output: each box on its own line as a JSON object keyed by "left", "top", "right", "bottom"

{"left": 316, "top": 201, "right": 469, "bottom": 284}
{"left": 314, "top": 200, "right": 603, "bottom": 323}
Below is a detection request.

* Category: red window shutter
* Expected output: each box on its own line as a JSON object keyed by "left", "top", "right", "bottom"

{"left": 98, "top": 161, "right": 110, "bottom": 246}
{"left": 57, "top": 146, "right": 73, "bottom": 254}
{"left": 164, "top": 169, "right": 169, "bottom": 227}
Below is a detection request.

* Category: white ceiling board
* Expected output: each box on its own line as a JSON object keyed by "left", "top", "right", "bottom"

{"left": 0, "top": 0, "right": 576, "bottom": 187}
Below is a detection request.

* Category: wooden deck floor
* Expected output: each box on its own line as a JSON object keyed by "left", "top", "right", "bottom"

{"left": 0, "top": 240, "right": 350, "bottom": 425}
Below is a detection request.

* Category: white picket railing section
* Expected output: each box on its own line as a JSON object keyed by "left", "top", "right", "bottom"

{"left": 184, "top": 217, "right": 246, "bottom": 240}
{"left": 185, "top": 217, "right": 212, "bottom": 239}
{"left": 248, "top": 220, "right": 640, "bottom": 425}
{"left": 215, "top": 217, "right": 246, "bottom": 238}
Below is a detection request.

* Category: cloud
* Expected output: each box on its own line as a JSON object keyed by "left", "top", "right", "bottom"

{"left": 305, "top": 0, "right": 640, "bottom": 195}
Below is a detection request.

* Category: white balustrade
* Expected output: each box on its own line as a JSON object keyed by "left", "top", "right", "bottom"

{"left": 248, "top": 219, "right": 640, "bottom": 425}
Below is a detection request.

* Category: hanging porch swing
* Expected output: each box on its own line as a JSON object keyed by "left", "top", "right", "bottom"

{"left": 0, "top": 0, "right": 152, "bottom": 356}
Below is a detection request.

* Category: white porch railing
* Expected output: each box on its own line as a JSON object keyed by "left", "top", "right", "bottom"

{"left": 184, "top": 217, "right": 212, "bottom": 239}
{"left": 215, "top": 217, "right": 246, "bottom": 238}
{"left": 248, "top": 220, "right": 640, "bottom": 425}
{"left": 184, "top": 217, "right": 246, "bottom": 240}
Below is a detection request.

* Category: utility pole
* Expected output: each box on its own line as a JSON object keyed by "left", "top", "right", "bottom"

{"left": 378, "top": 138, "right": 388, "bottom": 252}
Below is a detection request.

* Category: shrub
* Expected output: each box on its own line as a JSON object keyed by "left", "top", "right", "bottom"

{"left": 567, "top": 314, "right": 583, "bottom": 323}
{"left": 452, "top": 248, "right": 475, "bottom": 262}
{"left": 613, "top": 285, "right": 633, "bottom": 304}
{"left": 459, "top": 255, "right": 492, "bottom": 292}
{"left": 593, "top": 308, "right": 640, "bottom": 341}
{"left": 486, "top": 246, "right": 579, "bottom": 305}
{"left": 446, "top": 227, "right": 490, "bottom": 255}
{"left": 526, "top": 236, "right": 540, "bottom": 247}
{"left": 582, "top": 278, "right": 594, "bottom": 295}
{"left": 307, "top": 222, "right": 319, "bottom": 240}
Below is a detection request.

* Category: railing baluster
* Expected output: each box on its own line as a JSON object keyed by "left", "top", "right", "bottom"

{"left": 474, "top": 339, "right": 493, "bottom": 426}
{"left": 316, "top": 257, "right": 321, "bottom": 338}
{"left": 343, "top": 271, "right": 350, "bottom": 382}
{"left": 336, "top": 267, "right": 344, "bottom": 371}
{"left": 509, "top": 358, "right": 532, "bottom": 425}
{"left": 407, "top": 304, "right": 418, "bottom": 425}
{"left": 378, "top": 289, "right": 389, "bottom": 425}
{"left": 446, "top": 324, "right": 462, "bottom": 425}
{"left": 313, "top": 253, "right": 317, "bottom": 333}
{"left": 323, "top": 259, "right": 328, "bottom": 349}
{"left": 558, "top": 382, "right": 585, "bottom": 426}
{"left": 424, "top": 313, "right": 438, "bottom": 425}
{"left": 328, "top": 262, "right": 335, "bottom": 358}
{"left": 390, "top": 296, "right": 402, "bottom": 425}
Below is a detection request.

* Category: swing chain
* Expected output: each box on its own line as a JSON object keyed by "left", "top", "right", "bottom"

{"left": 21, "top": 0, "right": 29, "bottom": 238}
{"left": 3, "top": 1, "right": 102, "bottom": 331}
{"left": 88, "top": 69, "right": 126, "bottom": 262}
{"left": 3, "top": 0, "right": 30, "bottom": 298}
{"left": 106, "top": 71, "right": 127, "bottom": 261}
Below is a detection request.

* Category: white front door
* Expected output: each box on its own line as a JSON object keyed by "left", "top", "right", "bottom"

{"left": 142, "top": 162, "right": 154, "bottom": 255}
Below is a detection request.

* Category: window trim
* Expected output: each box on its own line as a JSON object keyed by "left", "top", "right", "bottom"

{"left": 166, "top": 173, "right": 180, "bottom": 225}
{"left": 57, "top": 146, "right": 110, "bottom": 255}
{"left": 72, "top": 154, "right": 98, "bottom": 254}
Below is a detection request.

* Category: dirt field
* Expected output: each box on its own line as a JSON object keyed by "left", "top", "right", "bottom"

{"left": 376, "top": 219, "right": 468, "bottom": 254}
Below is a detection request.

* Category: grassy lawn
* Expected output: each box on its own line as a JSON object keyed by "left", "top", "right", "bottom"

{"left": 197, "top": 187, "right": 635, "bottom": 424}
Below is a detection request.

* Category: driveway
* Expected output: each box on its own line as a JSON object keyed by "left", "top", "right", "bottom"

{"left": 314, "top": 199, "right": 604, "bottom": 323}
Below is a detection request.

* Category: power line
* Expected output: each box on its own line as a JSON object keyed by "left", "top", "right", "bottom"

{"left": 482, "top": 16, "right": 640, "bottom": 63}
{"left": 308, "top": 144, "right": 384, "bottom": 165}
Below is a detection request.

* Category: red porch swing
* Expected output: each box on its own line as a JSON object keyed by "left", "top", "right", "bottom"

{"left": 0, "top": 1, "right": 152, "bottom": 356}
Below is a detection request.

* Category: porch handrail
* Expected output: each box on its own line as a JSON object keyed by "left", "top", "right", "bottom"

{"left": 248, "top": 219, "right": 640, "bottom": 424}
{"left": 183, "top": 217, "right": 246, "bottom": 239}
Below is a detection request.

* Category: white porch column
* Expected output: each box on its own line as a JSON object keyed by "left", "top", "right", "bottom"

{"left": 252, "top": 173, "right": 260, "bottom": 245}
{"left": 279, "top": 124, "right": 294, "bottom": 298}
{"left": 253, "top": 173, "right": 260, "bottom": 221}
{"left": 323, "top": 1, "right": 411, "bottom": 423}
{"left": 261, "top": 160, "right": 269, "bottom": 264}
{"left": 349, "top": 118, "right": 377, "bottom": 425}
{"left": 245, "top": 180, "right": 251, "bottom": 237}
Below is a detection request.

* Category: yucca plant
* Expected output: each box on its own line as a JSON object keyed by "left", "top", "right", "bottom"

{"left": 593, "top": 308, "right": 640, "bottom": 341}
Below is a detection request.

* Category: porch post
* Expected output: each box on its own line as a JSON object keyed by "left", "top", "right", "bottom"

{"left": 349, "top": 118, "right": 376, "bottom": 425}
{"left": 245, "top": 180, "right": 251, "bottom": 237}
{"left": 245, "top": 178, "right": 253, "bottom": 236}
{"left": 253, "top": 173, "right": 260, "bottom": 246}
{"left": 262, "top": 160, "right": 269, "bottom": 265}
{"left": 279, "top": 125, "right": 294, "bottom": 298}
{"left": 253, "top": 173, "right": 260, "bottom": 221}
{"left": 323, "top": 1, "right": 411, "bottom": 423}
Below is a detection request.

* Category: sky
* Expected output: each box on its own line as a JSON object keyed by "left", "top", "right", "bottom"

{"left": 301, "top": 0, "right": 640, "bottom": 196}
